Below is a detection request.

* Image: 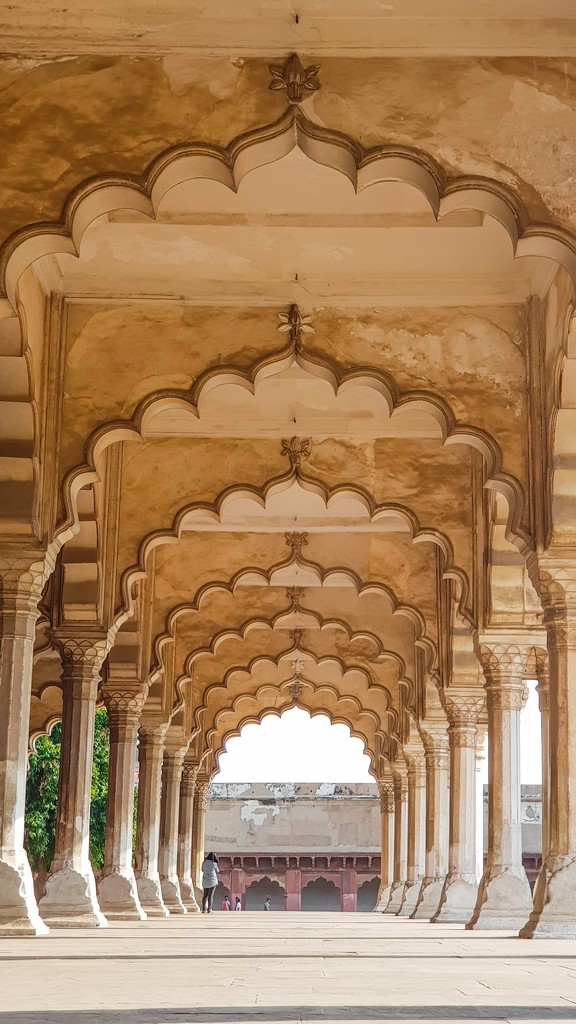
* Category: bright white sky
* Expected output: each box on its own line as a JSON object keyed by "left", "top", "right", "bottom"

{"left": 213, "top": 681, "right": 542, "bottom": 784}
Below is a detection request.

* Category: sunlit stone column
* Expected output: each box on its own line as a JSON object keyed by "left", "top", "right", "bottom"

{"left": 397, "top": 753, "right": 426, "bottom": 916}
{"left": 177, "top": 762, "right": 200, "bottom": 912}
{"left": 475, "top": 731, "right": 487, "bottom": 880}
{"left": 521, "top": 565, "right": 576, "bottom": 937}
{"left": 40, "top": 633, "right": 108, "bottom": 927}
{"left": 468, "top": 643, "right": 532, "bottom": 930}
{"left": 374, "top": 777, "right": 395, "bottom": 911}
{"left": 0, "top": 553, "right": 51, "bottom": 935}
{"left": 385, "top": 768, "right": 408, "bottom": 914}
{"left": 135, "top": 723, "right": 168, "bottom": 916}
{"left": 192, "top": 777, "right": 210, "bottom": 896}
{"left": 411, "top": 730, "right": 449, "bottom": 919}
{"left": 159, "top": 747, "right": 187, "bottom": 913}
{"left": 433, "top": 692, "right": 483, "bottom": 922}
{"left": 97, "top": 689, "right": 146, "bottom": 920}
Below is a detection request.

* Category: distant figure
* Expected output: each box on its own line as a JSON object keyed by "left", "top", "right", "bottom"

{"left": 235, "top": 897, "right": 242, "bottom": 911}
{"left": 264, "top": 895, "right": 271, "bottom": 911}
{"left": 221, "top": 895, "right": 231, "bottom": 911}
{"left": 201, "top": 852, "right": 219, "bottom": 914}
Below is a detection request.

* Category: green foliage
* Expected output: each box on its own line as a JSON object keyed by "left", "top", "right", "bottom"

{"left": 89, "top": 708, "right": 110, "bottom": 869}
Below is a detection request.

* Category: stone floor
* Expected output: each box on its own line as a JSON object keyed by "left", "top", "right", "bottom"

{"left": 2, "top": 912, "right": 576, "bottom": 1023}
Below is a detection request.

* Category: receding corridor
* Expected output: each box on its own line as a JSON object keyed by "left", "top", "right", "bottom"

{"left": 3, "top": 913, "right": 576, "bottom": 1024}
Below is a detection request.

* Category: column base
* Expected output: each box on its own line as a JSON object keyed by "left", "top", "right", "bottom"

{"left": 373, "top": 883, "right": 392, "bottom": 912}
{"left": 160, "top": 876, "right": 187, "bottom": 914}
{"left": 98, "top": 870, "right": 147, "bottom": 921}
{"left": 179, "top": 878, "right": 200, "bottom": 912}
{"left": 136, "top": 874, "right": 169, "bottom": 917}
{"left": 520, "top": 856, "right": 576, "bottom": 938}
{"left": 383, "top": 881, "right": 405, "bottom": 914}
{"left": 432, "top": 873, "right": 478, "bottom": 923}
{"left": 0, "top": 858, "right": 49, "bottom": 935}
{"left": 410, "top": 876, "right": 444, "bottom": 919}
{"left": 396, "top": 879, "right": 422, "bottom": 917}
{"left": 466, "top": 865, "right": 532, "bottom": 929}
{"left": 39, "top": 865, "right": 107, "bottom": 927}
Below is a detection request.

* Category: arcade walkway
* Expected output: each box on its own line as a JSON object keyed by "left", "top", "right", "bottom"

{"left": 2, "top": 913, "right": 576, "bottom": 1024}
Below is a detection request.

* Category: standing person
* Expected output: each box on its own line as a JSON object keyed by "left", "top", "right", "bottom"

{"left": 221, "top": 895, "right": 230, "bottom": 911}
{"left": 235, "top": 896, "right": 242, "bottom": 911}
{"left": 201, "top": 852, "right": 219, "bottom": 914}
{"left": 264, "top": 895, "right": 271, "bottom": 911}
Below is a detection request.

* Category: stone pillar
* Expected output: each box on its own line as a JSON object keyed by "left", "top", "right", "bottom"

{"left": 374, "top": 777, "right": 395, "bottom": 911}
{"left": 97, "top": 691, "right": 146, "bottom": 920}
{"left": 159, "top": 748, "right": 187, "bottom": 913}
{"left": 285, "top": 868, "right": 301, "bottom": 911}
{"left": 411, "top": 730, "right": 449, "bottom": 919}
{"left": 135, "top": 724, "right": 168, "bottom": 916}
{"left": 40, "top": 634, "right": 108, "bottom": 927}
{"left": 433, "top": 693, "right": 483, "bottom": 923}
{"left": 192, "top": 777, "right": 209, "bottom": 897}
{"left": 385, "top": 769, "right": 408, "bottom": 914}
{"left": 341, "top": 867, "right": 357, "bottom": 912}
{"left": 521, "top": 566, "right": 576, "bottom": 937}
{"left": 397, "top": 753, "right": 426, "bottom": 917}
{"left": 536, "top": 657, "right": 550, "bottom": 875}
{"left": 177, "top": 763, "right": 200, "bottom": 912}
{"left": 475, "top": 731, "right": 487, "bottom": 880}
{"left": 468, "top": 644, "right": 532, "bottom": 929}
{"left": 0, "top": 553, "right": 51, "bottom": 935}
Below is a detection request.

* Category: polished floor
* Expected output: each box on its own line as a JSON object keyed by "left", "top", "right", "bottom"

{"left": 2, "top": 912, "right": 576, "bottom": 1023}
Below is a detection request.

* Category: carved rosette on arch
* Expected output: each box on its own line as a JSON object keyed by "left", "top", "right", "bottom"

{"left": 268, "top": 54, "right": 321, "bottom": 104}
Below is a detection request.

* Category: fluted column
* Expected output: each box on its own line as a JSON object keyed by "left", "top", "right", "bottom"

{"left": 0, "top": 553, "right": 51, "bottom": 935}
{"left": 411, "top": 730, "right": 449, "bottom": 919}
{"left": 433, "top": 692, "right": 483, "bottom": 922}
{"left": 397, "top": 753, "right": 426, "bottom": 916}
{"left": 97, "top": 690, "right": 146, "bottom": 920}
{"left": 40, "top": 633, "right": 108, "bottom": 927}
{"left": 374, "top": 777, "right": 395, "bottom": 911}
{"left": 468, "top": 644, "right": 532, "bottom": 929}
{"left": 385, "top": 768, "right": 408, "bottom": 914}
{"left": 135, "top": 723, "right": 169, "bottom": 916}
{"left": 521, "top": 565, "right": 576, "bottom": 937}
{"left": 192, "top": 777, "right": 210, "bottom": 895}
{"left": 177, "top": 763, "right": 200, "bottom": 912}
{"left": 159, "top": 748, "right": 187, "bottom": 913}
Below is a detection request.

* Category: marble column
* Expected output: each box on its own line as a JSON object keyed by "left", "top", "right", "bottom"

{"left": 475, "top": 732, "right": 487, "bottom": 880}
{"left": 468, "top": 644, "right": 532, "bottom": 929}
{"left": 411, "top": 731, "right": 449, "bottom": 919}
{"left": 433, "top": 693, "right": 483, "bottom": 923}
{"left": 192, "top": 777, "right": 210, "bottom": 900}
{"left": 397, "top": 753, "right": 426, "bottom": 917}
{"left": 135, "top": 724, "right": 169, "bottom": 916}
{"left": 521, "top": 566, "right": 576, "bottom": 937}
{"left": 177, "top": 763, "right": 200, "bottom": 912}
{"left": 159, "top": 748, "right": 187, "bottom": 913}
{"left": 374, "top": 777, "right": 395, "bottom": 911}
{"left": 0, "top": 553, "right": 50, "bottom": 935}
{"left": 97, "top": 692, "right": 146, "bottom": 920}
{"left": 385, "top": 769, "right": 408, "bottom": 914}
{"left": 40, "top": 634, "right": 108, "bottom": 927}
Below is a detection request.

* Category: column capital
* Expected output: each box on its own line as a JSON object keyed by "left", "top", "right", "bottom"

{"left": 139, "top": 718, "right": 169, "bottom": 741}
{"left": 377, "top": 777, "right": 395, "bottom": 813}
{"left": 420, "top": 728, "right": 449, "bottom": 769}
{"left": 0, "top": 547, "right": 54, "bottom": 616}
{"left": 181, "top": 762, "right": 200, "bottom": 794}
{"left": 103, "top": 683, "right": 148, "bottom": 728}
{"left": 195, "top": 776, "right": 211, "bottom": 810}
{"left": 53, "top": 630, "right": 110, "bottom": 698}
{"left": 443, "top": 690, "right": 484, "bottom": 747}
{"left": 404, "top": 753, "right": 426, "bottom": 783}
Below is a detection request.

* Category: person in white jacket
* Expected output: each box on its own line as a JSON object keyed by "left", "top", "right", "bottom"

{"left": 201, "top": 852, "right": 219, "bottom": 913}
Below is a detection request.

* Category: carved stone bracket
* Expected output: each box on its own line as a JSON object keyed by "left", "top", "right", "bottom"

{"left": 269, "top": 54, "right": 321, "bottom": 103}
{"left": 281, "top": 436, "right": 311, "bottom": 468}
{"left": 285, "top": 531, "right": 308, "bottom": 555}
{"left": 286, "top": 586, "right": 306, "bottom": 610}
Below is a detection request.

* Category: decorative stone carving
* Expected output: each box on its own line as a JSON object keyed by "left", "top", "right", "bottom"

{"left": 289, "top": 628, "right": 305, "bottom": 646}
{"left": 290, "top": 658, "right": 306, "bottom": 677}
{"left": 285, "top": 586, "right": 305, "bottom": 609}
{"left": 288, "top": 683, "right": 303, "bottom": 701}
{"left": 281, "top": 436, "right": 311, "bottom": 468}
{"left": 269, "top": 54, "right": 321, "bottom": 103}
{"left": 378, "top": 779, "right": 395, "bottom": 813}
{"left": 277, "top": 304, "right": 314, "bottom": 347}
{"left": 285, "top": 531, "right": 309, "bottom": 554}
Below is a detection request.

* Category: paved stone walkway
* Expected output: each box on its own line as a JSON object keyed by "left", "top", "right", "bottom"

{"left": 1, "top": 913, "right": 576, "bottom": 1023}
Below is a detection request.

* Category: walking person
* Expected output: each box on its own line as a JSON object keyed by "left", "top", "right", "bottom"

{"left": 201, "top": 852, "right": 219, "bottom": 914}
{"left": 264, "top": 895, "right": 271, "bottom": 911}
{"left": 221, "top": 895, "right": 231, "bottom": 911}
{"left": 235, "top": 896, "right": 242, "bottom": 911}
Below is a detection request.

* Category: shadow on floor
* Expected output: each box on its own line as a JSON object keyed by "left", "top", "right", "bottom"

{"left": 2, "top": 1008, "right": 576, "bottom": 1022}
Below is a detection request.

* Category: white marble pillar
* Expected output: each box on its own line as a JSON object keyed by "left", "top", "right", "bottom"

{"left": 135, "top": 724, "right": 169, "bottom": 916}
{"left": 468, "top": 644, "right": 532, "bottom": 930}
{"left": 433, "top": 693, "right": 483, "bottom": 923}
{"left": 177, "top": 763, "right": 200, "bottom": 912}
{"left": 40, "top": 634, "right": 108, "bottom": 927}
{"left": 411, "top": 731, "right": 449, "bottom": 919}
{"left": 475, "top": 732, "right": 487, "bottom": 880}
{"left": 0, "top": 554, "right": 50, "bottom": 935}
{"left": 374, "top": 777, "right": 395, "bottom": 911}
{"left": 159, "top": 749, "right": 187, "bottom": 913}
{"left": 97, "top": 692, "right": 146, "bottom": 920}
{"left": 521, "top": 567, "right": 576, "bottom": 937}
{"left": 397, "top": 754, "right": 426, "bottom": 916}
{"left": 385, "top": 769, "right": 408, "bottom": 914}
